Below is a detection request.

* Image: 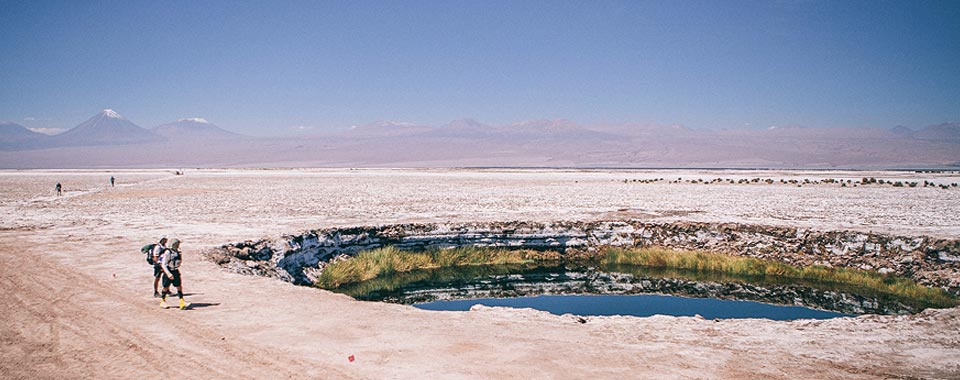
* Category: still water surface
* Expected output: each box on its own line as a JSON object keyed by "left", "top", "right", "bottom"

{"left": 415, "top": 294, "right": 852, "bottom": 320}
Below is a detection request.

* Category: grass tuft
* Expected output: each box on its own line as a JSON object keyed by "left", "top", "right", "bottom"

{"left": 316, "top": 246, "right": 553, "bottom": 289}
{"left": 601, "top": 247, "right": 957, "bottom": 309}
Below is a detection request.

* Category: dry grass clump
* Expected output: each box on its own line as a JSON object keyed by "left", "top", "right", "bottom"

{"left": 316, "top": 246, "right": 552, "bottom": 289}
{"left": 601, "top": 247, "right": 957, "bottom": 308}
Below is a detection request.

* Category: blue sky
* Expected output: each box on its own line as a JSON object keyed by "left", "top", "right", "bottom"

{"left": 1, "top": 0, "right": 958, "bottom": 136}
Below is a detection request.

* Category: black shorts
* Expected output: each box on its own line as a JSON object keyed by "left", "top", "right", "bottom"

{"left": 162, "top": 270, "right": 182, "bottom": 288}
{"left": 153, "top": 264, "right": 163, "bottom": 277}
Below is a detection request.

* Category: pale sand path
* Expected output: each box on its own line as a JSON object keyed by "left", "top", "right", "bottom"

{"left": 1, "top": 169, "right": 959, "bottom": 379}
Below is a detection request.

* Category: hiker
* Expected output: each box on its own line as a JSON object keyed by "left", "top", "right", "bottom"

{"left": 55, "top": 182, "right": 61, "bottom": 196}
{"left": 151, "top": 237, "right": 168, "bottom": 298}
{"left": 159, "top": 238, "right": 187, "bottom": 310}
{"left": 110, "top": 176, "right": 115, "bottom": 187}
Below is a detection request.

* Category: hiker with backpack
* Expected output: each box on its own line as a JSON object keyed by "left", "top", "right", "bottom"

{"left": 142, "top": 237, "right": 168, "bottom": 298}
{"left": 159, "top": 238, "right": 187, "bottom": 310}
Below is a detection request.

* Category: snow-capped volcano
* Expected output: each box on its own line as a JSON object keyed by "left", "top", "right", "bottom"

{"left": 152, "top": 118, "right": 242, "bottom": 140}
{"left": 101, "top": 109, "right": 125, "bottom": 119}
{"left": 50, "top": 109, "right": 161, "bottom": 146}
{"left": 178, "top": 117, "right": 209, "bottom": 123}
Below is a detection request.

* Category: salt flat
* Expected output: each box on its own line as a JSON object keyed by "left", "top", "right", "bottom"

{"left": 1, "top": 168, "right": 958, "bottom": 379}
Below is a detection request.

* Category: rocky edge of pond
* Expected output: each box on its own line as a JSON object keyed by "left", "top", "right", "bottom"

{"left": 203, "top": 220, "right": 960, "bottom": 296}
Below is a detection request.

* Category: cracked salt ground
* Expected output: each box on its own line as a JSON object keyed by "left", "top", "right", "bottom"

{"left": 2, "top": 168, "right": 960, "bottom": 380}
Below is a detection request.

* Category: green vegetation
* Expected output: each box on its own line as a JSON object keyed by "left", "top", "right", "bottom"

{"left": 601, "top": 247, "right": 956, "bottom": 309}
{"left": 316, "top": 246, "right": 556, "bottom": 289}
{"left": 316, "top": 245, "right": 957, "bottom": 310}
{"left": 329, "top": 263, "right": 546, "bottom": 300}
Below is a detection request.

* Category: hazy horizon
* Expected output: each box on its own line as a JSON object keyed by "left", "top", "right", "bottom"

{"left": 2, "top": 1, "right": 959, "bottom": 137}
{"left": 10, "top": 107, "right": 960, "bottom": 138}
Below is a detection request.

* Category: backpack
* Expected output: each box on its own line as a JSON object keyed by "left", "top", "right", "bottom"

{"left": 141, "top": 243, "right": 157, "bottom": 265}
{"left": 164, "top": 249, "right": 182, "bottom": 271}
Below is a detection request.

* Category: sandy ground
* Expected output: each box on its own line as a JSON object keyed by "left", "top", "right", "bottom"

{"left": 1, "top": 168, "right": 959, "bottom": 379}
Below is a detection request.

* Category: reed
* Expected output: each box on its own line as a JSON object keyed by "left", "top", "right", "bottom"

{"left": 601, "top": 247, "right": 956, "bottom": 308}
{"left": 315, "top": 246, "right": 553, "bottom": 289}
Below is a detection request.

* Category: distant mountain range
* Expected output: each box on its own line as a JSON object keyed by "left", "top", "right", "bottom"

{"left": 49, "top": 109, "right": 163, "bottom": 147}
{"left": 1, "top": 109, "right": 959, "bottom": 169}
{"left": 0, "top": 121, "right": 48, "bottom": 150}
{"left": 0, "top": 109, "right": 246, "bottom": 151}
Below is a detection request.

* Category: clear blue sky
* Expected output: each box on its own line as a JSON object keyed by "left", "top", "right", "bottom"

{"left": 1, "top": 0, "right": 958, "bottom": 136}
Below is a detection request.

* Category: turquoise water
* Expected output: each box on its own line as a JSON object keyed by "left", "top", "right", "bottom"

{"left": 415, "top": 294, "right": 852, "bottom": 320}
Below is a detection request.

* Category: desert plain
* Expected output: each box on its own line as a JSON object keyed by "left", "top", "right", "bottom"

{"left": 1, "top": 168, "right": 959, "bottom": 379}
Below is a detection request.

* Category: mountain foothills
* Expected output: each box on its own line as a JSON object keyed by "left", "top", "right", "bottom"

{"left": 1, "top": 110, "right": 959, "bottom": 169}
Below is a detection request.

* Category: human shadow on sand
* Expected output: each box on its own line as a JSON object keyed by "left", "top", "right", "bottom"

{"left": 185, "top": 302, "right": 220, "bottom": 310}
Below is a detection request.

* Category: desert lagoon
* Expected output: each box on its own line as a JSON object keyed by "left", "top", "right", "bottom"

{"left": 212, "top": 218, "right": 958, "bottom": 321}
{"left": 318, "top": 249, "right": 952, "bottom": 320}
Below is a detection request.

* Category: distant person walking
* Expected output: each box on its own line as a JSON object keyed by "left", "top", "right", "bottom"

{"left": 110, "top": 176, "right": 115, "bottom": 187}
{"left": 159, "top": 238, "right": 187, "bottom": 310}
{"left": 55, "top": 182, "right": 61, "bottom": 196}
{"left": 151, "top": 237, "right": 168, "bottom": 298}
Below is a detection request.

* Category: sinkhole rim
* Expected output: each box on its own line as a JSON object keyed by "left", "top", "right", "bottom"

{"left": 208, "top": 221, "right": 960, "bottom": 317}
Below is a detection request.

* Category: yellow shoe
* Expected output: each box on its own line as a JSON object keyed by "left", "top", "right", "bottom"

{"left": 160, "top": 299, "right": 168, "bottom": 309}
{"left": 179, "top": 299, "right": 187, "bottom": 310}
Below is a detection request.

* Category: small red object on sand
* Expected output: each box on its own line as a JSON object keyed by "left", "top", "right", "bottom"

{"left": 348, "top": 355, "right": 355, "bottom": 362}
{"left": 112, "top": 273, "right": 116, "bottom": 278}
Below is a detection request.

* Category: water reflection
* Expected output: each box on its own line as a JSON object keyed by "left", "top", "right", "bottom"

{"left": 329, "top": 263, "right": 924, "bottom": 315}
{"left": 416, "top": 294, "right": 852, "bottom": 320}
